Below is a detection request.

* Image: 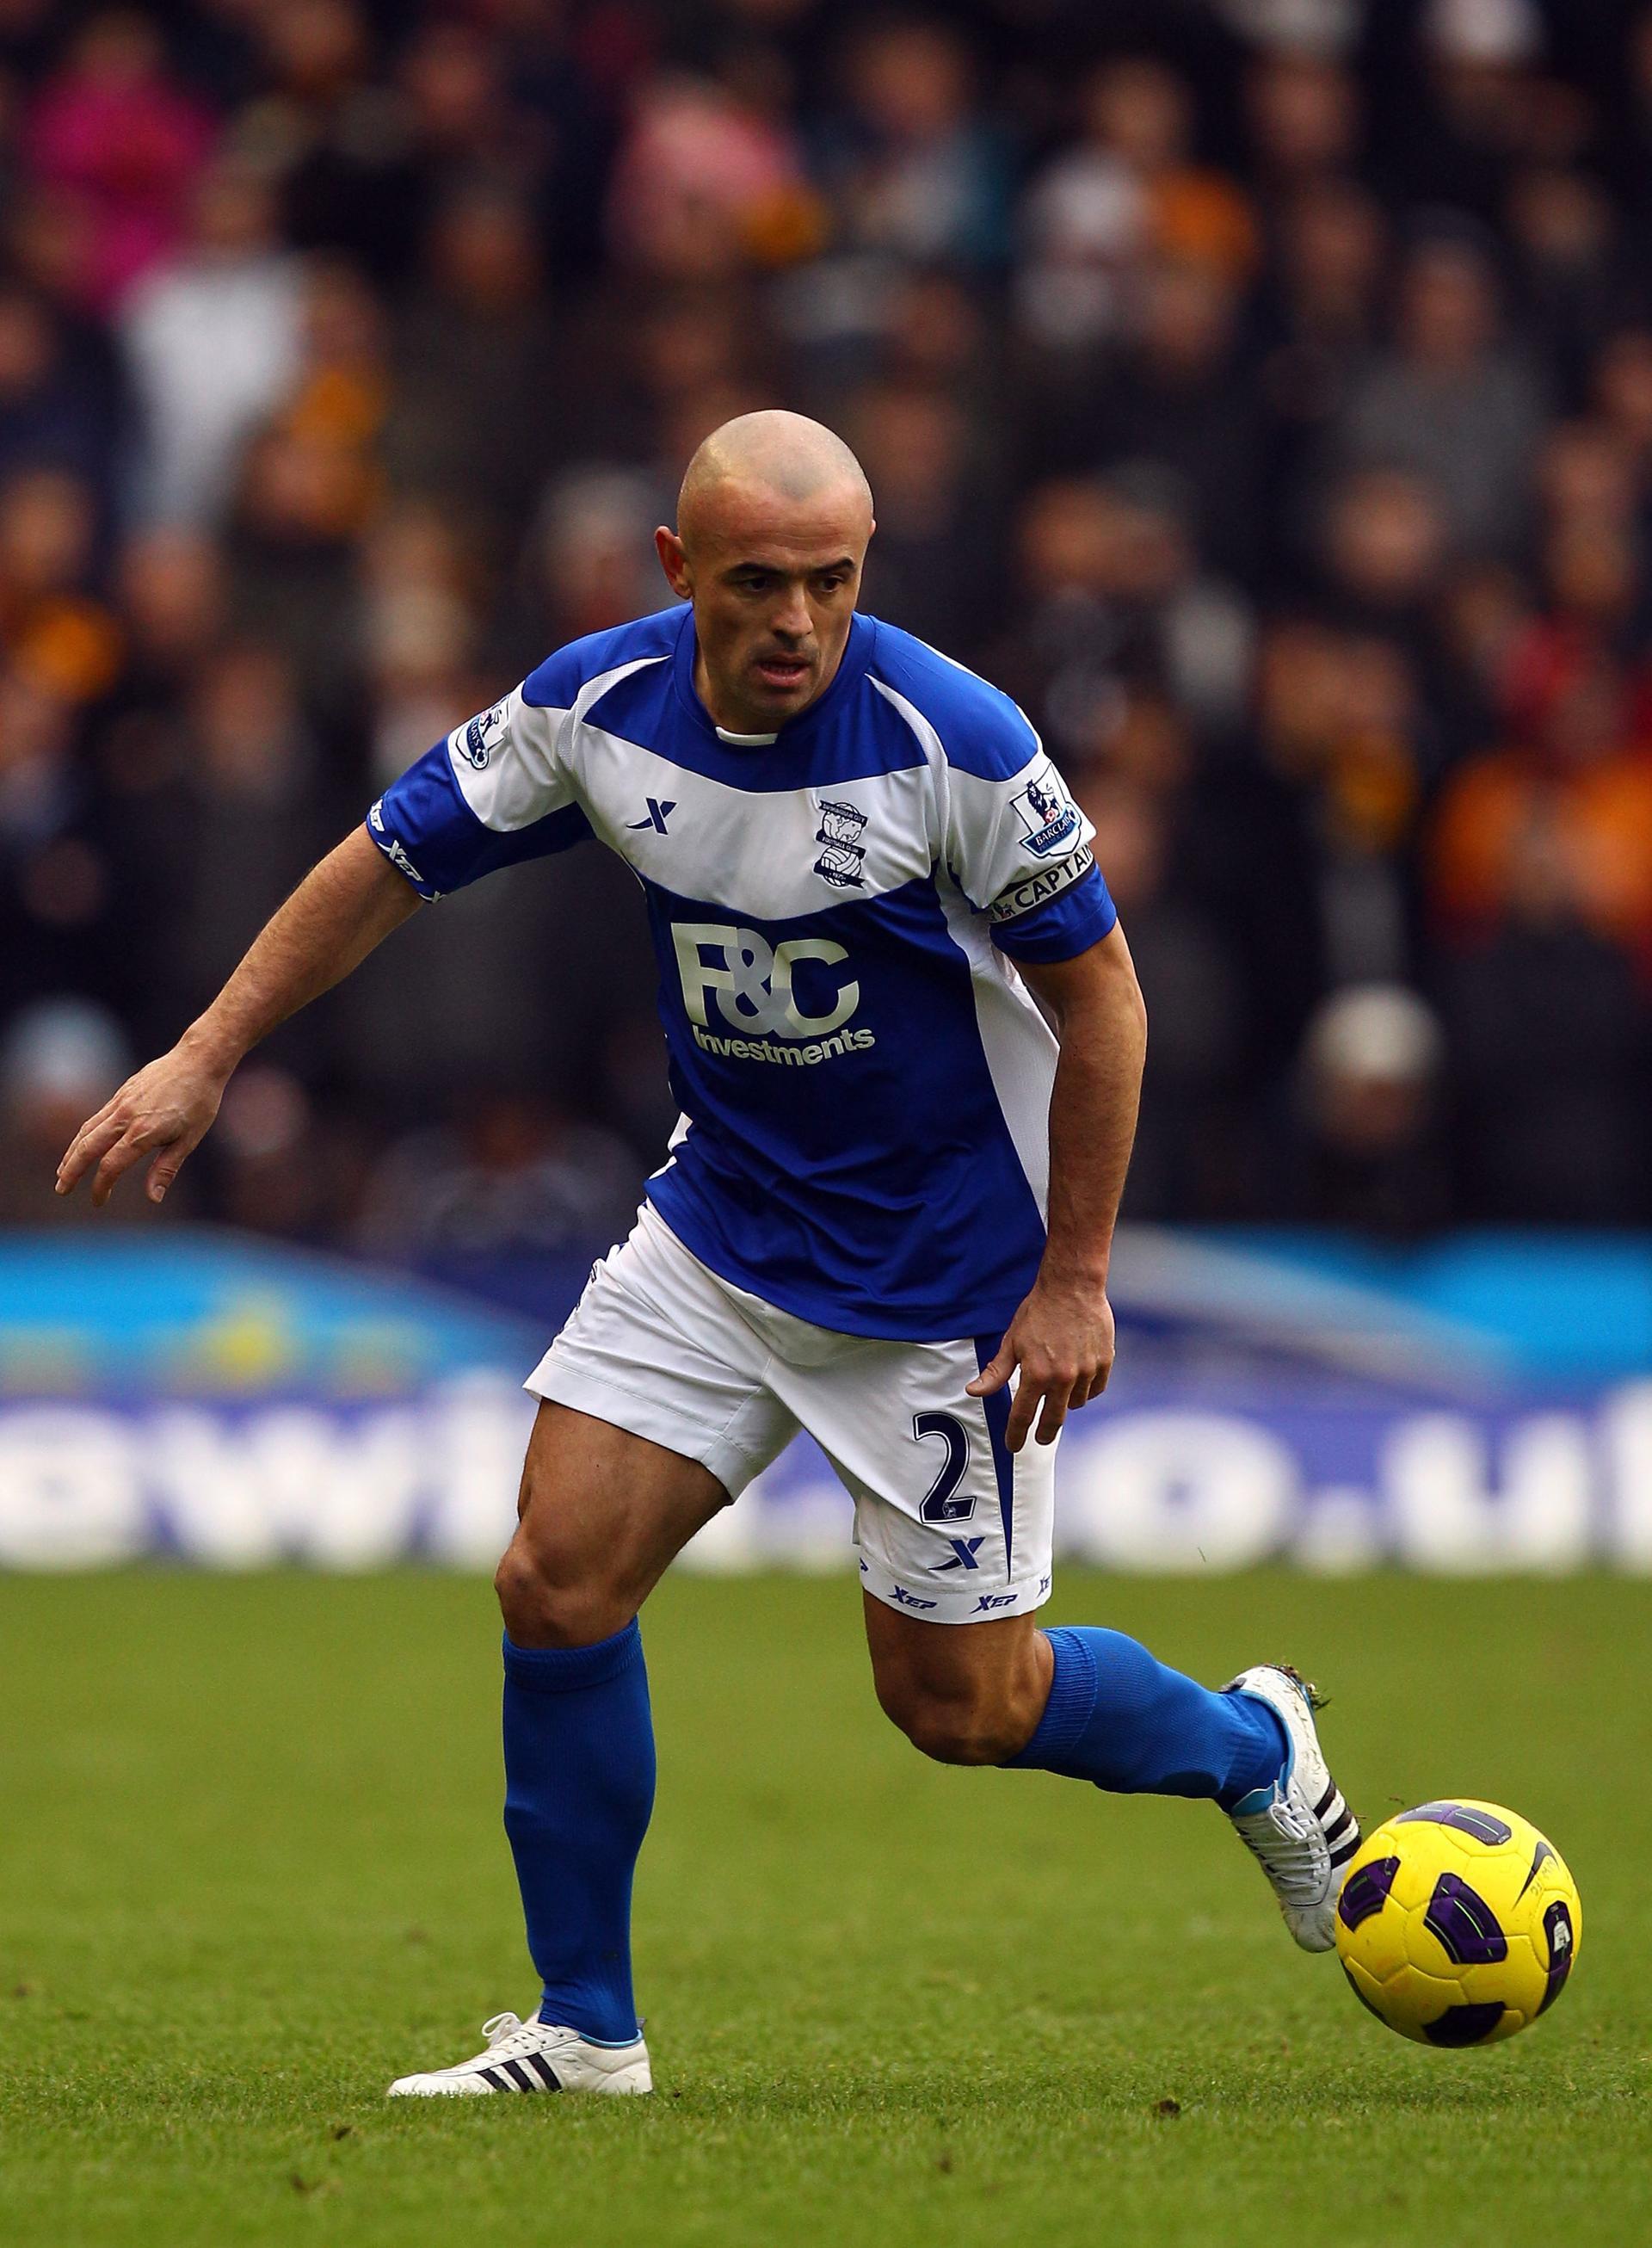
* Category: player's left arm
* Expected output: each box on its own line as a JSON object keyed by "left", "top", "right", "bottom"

{"left": 967, "top": 924, "right": 1146, "bottom": 1451}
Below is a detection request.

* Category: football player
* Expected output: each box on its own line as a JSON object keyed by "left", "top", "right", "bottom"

{"left": 59, "top": 413, "right": 1356, "bottom": 2097}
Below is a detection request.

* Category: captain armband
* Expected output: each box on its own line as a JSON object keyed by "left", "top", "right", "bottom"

{"left": 985, "top": 843, "right": 1096, "bottom": 924}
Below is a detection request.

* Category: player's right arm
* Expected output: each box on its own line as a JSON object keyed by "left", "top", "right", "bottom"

{"left": 56, "top": 826, "right": 422, "bottom": 1208}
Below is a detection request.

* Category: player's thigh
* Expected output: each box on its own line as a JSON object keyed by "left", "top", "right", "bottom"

{"left": 502, "top": 1207, "right": 797, "bottom": 1641}
{"left": 502, "top": 1399, "right": 730, "bottom": 1635}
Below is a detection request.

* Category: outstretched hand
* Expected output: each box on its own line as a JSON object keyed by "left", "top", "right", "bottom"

{"left": 55, "top": 1042, "right": 230, "bottom": 1209}
{"left": 965, "top": 1270, "right": 1115, "bottom": 1452}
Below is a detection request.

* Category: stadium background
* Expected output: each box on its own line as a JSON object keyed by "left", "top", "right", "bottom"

{"left": 3, "top": 0, "right": 1650, "bottom": 1568}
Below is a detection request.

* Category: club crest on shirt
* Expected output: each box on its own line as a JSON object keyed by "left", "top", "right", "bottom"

{"left": 453, "top": 698, "right": 511, "bottom": 770}
{"left": 1010, "top": 764, "right": 1080, "bottom": 857}
{"left": 813, "top": 797, "right": 867, "bottom": 888}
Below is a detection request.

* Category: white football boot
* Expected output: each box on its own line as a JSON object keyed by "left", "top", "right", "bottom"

{"left": 386, "top": 2011, "right": 652, "bottom": 2098}
{"left": 1222, "top": 1664, "right": 1359, "bottom": 1953}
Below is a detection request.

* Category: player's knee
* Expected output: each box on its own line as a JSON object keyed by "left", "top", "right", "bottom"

{"left": 879, "top": 1680, "right": 1032, "bottom": 1767}
{"left": 494, "top": 1538, "right": 633, "bottom": 1649}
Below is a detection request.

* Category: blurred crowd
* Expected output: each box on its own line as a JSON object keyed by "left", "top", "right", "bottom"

{"left": 4, "top": 0, "right": 1652, "bottom": 1260}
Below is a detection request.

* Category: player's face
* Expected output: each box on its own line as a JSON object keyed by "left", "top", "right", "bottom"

{"left": 656, "top": 482, "right": 873, "bottom": 734}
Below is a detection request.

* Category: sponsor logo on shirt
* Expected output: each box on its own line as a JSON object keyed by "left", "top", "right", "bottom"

{"left": 688, "top": 1023, "right": 877, "bottom": 1067}
{"left": 813, "top": 796, "right": 867, "bottom": 888}
{"left": 671, "top": 920, "right": 875, "bottom": 1064}
{"left": 987, "top": 843, "right": 1094, "bottom": 923}
{"left": 451, "top": 698, "right": 511, "bottom": 770}
{"left": 1010, "top": 764, "right": 1081, "bottom": 858}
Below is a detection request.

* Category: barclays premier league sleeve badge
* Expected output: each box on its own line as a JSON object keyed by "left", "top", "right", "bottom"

{"left": 452, "top": 698, "right": 512, "bottom": 771}
{"left": 1010, "top": 765, "right": 1080, "bottom": 858}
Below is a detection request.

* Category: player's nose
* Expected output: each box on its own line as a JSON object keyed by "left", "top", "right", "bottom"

{"left": 769, "top": 585, "right": 812, "bottom": 639}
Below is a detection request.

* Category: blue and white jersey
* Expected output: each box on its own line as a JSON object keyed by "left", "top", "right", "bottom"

{"left": 366, "top": 605, "right": 1116, "bottom": 1341}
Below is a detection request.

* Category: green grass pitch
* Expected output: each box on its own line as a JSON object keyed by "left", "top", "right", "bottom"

{"left": 3, "top": 1568, "right": 1649, "bottom": 2246}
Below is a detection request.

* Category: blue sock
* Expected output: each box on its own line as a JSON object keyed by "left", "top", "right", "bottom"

{"left": 1008, "top": 1627, "right": 1286, "bottom": 1808}
{"left": 502, "top": 1621, "right": 654, "bottom": 2044}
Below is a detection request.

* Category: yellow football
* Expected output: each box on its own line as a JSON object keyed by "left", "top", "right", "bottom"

{"left": 1335, "top": 1799, "right": 1581, "bottom": 2047}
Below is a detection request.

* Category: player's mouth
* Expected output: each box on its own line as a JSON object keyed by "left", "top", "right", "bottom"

{"left": 752, "top": 652, "right": 813, "bottom": 694}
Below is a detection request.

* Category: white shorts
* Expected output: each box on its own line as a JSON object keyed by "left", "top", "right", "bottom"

{"left": 526, "top": 1203, "right": 1056, "bottom": 1624}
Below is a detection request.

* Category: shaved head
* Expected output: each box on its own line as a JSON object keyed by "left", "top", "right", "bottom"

{"left": 657, "top": 411, "right": 876, "bottom": 735}
{"left": 678, "top": 411, "right": 873, "bottom": 548}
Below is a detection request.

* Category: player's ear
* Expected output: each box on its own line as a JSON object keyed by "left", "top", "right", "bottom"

{"left": 655, "top": 525, "right": 692, "bottom": 598}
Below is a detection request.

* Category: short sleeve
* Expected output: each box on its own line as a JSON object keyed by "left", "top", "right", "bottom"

{"left": 365, "top": 683, "right": 592, "bottom": 901}
{"left": 943, "top": 729, "right": 1117, "bottom": 962}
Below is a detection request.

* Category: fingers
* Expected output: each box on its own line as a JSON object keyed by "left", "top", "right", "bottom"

{"left": 90, "top": 1122, "right": 164, "bottom": 1207}
{"left": 1033, "top": 1384, "right": 1073, "bottom": 1447}
{"left": 145, "top": 1116, "right": 205, "bottom": 1202}
{"left": 56, "top": 1109, "right": 129, "bottom": 1196}
{"left": 145, "top": 1145, "right": 190, "bottom": 1203}
{"left": 56, "top": 1052, "right": 214, "bottom": 1207}
{"left": 1029, "top": 1374, "right": 1083, "bottom": 1448}
{"left": 969, "top": 1308, "right": 1115, "bottom": 1451}
{"left": 1003, "top": 1375, "right": 1041, "bottom": 1452}
{"left": 1007, "top": 1364, "right": 1114, "bottom": 1451}
{"left": 965, "top": 1344, "right": 1015, "bottom": 1399}
{"left": 1004, "top": 1362, "right": 1076, "bottom": 1449}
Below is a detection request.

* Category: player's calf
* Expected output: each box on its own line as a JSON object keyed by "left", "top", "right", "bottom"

{"left": 881, "top": 1683, "right": 1043, "bottom": 1766}
{"left": 866, "top": 1602, "right": 1051, "bottom": 1766}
